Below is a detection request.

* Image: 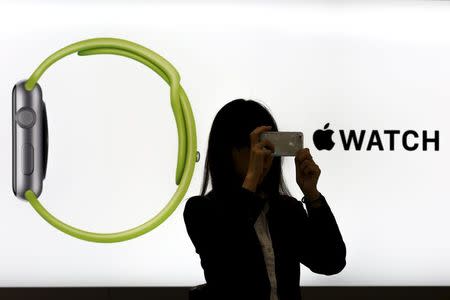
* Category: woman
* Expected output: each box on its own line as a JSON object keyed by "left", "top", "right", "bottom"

{"left": 183, "top": 99, "right": 346, "bottom": 300}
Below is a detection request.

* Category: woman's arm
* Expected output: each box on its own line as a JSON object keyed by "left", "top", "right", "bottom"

{"left": 290, "top": 193, "right": 347, "bottom": 275}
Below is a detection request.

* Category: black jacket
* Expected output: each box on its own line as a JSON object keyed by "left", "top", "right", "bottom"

{"left": 183, "top": 186, "right": 346, "bottom": 300}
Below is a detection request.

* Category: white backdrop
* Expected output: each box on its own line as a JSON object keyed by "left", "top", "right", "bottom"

{"left": 1, "top": 0, "right": 449, "bottom": 286}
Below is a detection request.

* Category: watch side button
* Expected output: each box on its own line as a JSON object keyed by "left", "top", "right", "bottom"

{"left": 22, "top": 143, "right": 34, "bottom": 175}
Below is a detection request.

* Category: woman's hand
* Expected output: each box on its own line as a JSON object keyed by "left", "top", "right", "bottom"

{"left": 243, "top": 125, "right": 275, "bottom": 191}
{"left": 295, "top": 148, "right": 321, "bottom": 201}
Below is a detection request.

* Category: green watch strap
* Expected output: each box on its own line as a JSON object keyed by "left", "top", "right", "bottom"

{"left": 23, "top": 37, "right": 198, "bottom": 243}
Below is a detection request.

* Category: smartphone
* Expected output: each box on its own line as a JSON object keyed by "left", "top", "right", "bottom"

{"left": 259, "top": 131, "right": 304, "bottom": 157}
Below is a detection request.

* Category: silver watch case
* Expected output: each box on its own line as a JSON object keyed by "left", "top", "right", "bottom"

{"left": 12, "top": 80, "right": 48, "bottom": 200}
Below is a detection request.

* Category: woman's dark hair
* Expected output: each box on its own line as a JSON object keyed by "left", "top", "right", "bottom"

{"left": 199, "top": 99, "right": 292, "bottom": 199}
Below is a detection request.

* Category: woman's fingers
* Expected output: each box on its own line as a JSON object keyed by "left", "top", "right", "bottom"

{"left": 250, "top": 125, "right": 272, "bottom": 148}
{"left": 299, "top": 159, "right": 315, "bottom": 175}
{"left": 247, "top": 125, "right": 275, "bottom": 183}
{"left": 260, "top": 138, "right": 275, "bottom": 153}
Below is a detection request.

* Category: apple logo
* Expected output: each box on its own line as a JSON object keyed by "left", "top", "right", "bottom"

{"left": 313, "top": 123, "right": 335, "bottom": 150}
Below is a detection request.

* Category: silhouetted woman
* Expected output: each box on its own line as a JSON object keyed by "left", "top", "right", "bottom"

{"left": 183, "top": 99, "right": 346, "bottom": 300}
